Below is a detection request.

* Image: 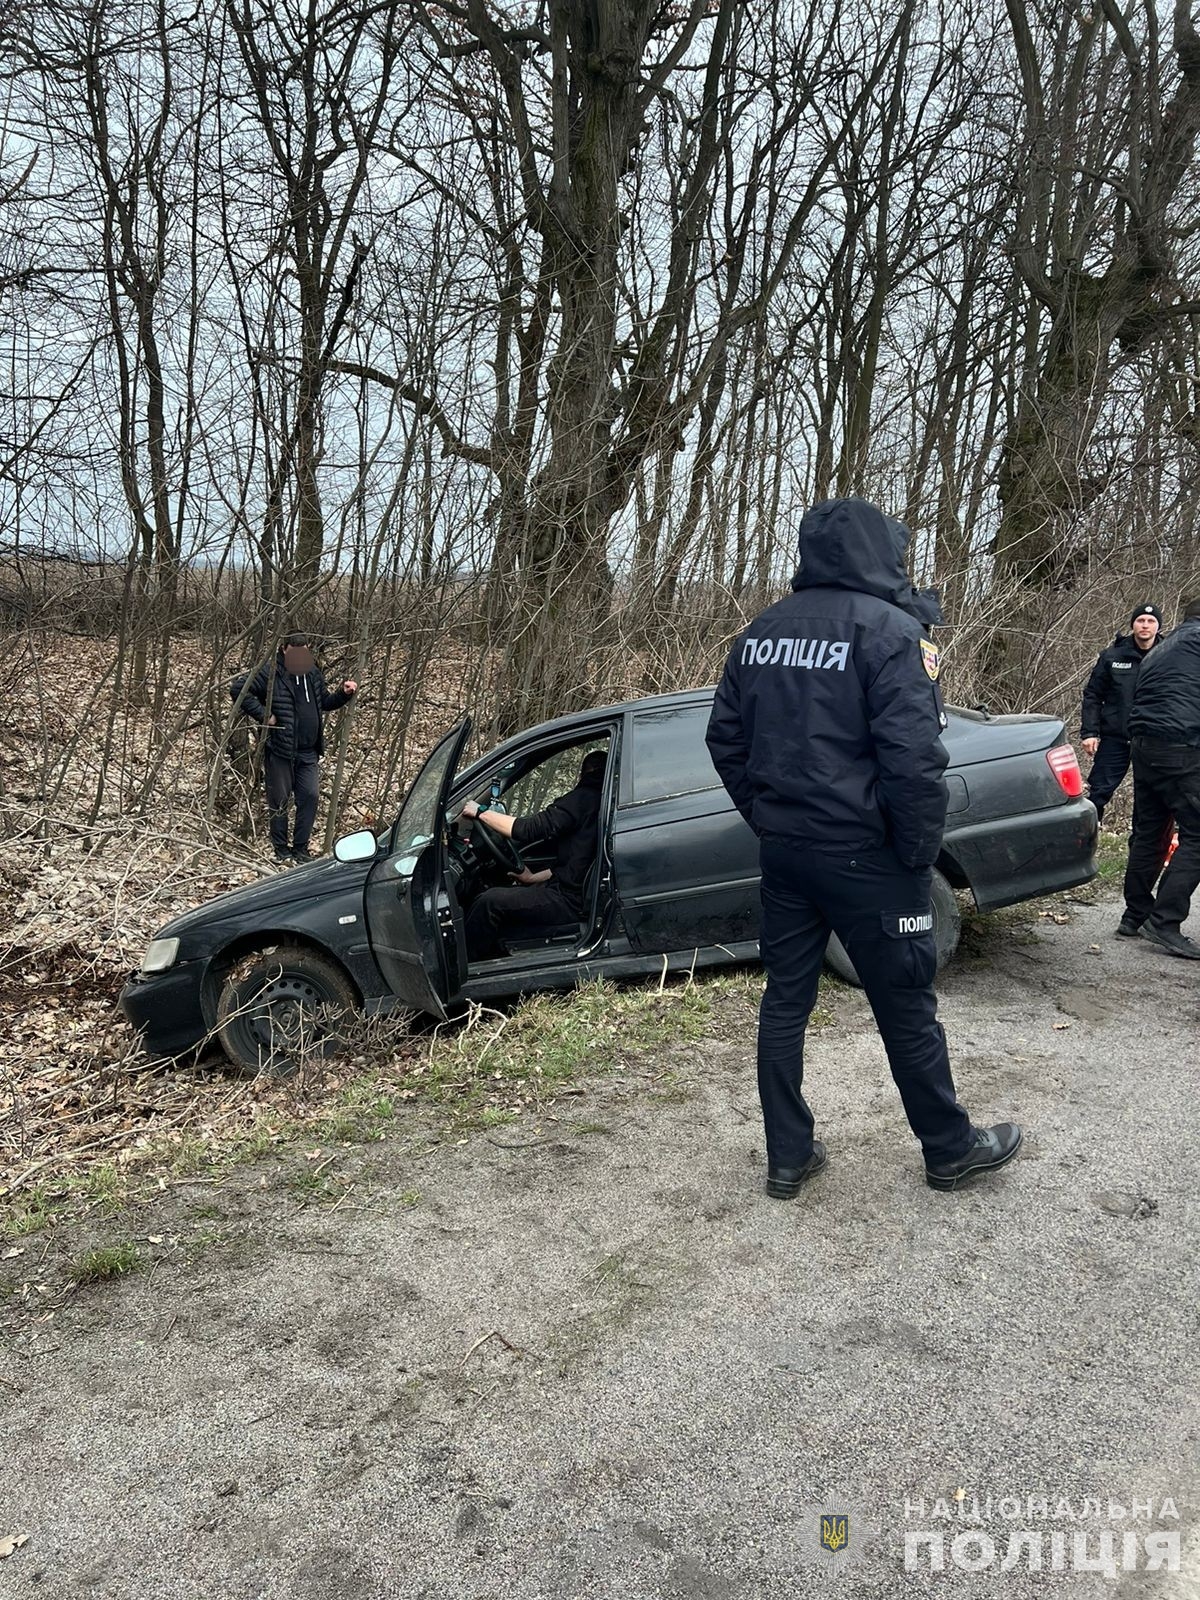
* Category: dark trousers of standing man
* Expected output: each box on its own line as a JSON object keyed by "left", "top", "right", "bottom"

{"left": 756, "top": 836, "right": 972, "bottom": 1169}
{"left": 265, "top": 749, "right": 320, "bottom": 855}
{"left": 1122, "top": 739, "right": 1200, "bottom": 933}
{"left": 1086, "top": 737, "right": 1131, "bottom": 823}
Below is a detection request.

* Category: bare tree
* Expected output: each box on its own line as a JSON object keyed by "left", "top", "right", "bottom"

{"left": 6, "top": 0, "right": 1200, "bottom": 841}
{"left": 326, "top": 0, "right": 918, "bottom": 727}
{"left": 220, "top": 0, "right": 410, "bottom": 612}
{"left": 996, "top": 0, "right": 1200, "bottom": 594}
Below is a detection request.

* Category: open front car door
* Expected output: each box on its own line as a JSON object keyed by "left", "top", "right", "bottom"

{"left": 364, "top": 719, "right": 471, "bottom": 1020}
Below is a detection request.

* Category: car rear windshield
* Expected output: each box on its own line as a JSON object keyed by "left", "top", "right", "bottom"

{"left": 630, "top": 705, "right": 721, "bottom": 804}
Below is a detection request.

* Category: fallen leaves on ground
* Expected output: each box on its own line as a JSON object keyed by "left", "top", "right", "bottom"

{"left": 0, "top": 630, "right": 456, "bottom": 1196}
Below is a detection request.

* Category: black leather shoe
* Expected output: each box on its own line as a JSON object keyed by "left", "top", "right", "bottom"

{"left": 1139, "top": 924, "right": 1200, "bottom": 959}
{"left": 926, "top": 1123, "right": 1023, "bottom": 1191}
{"left": 1115, "top": 916, "right": 1142, "bottom": 938}
{"left": 766, "top": 1141, "right": 828, "bottom": 1199}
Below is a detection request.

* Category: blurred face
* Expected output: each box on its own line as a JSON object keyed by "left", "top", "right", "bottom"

{"left": 1132, "top": 613, "right": 1160, "bottom": 648}
{"left": 283, "top": 641, "right": 315, "bottom": 673}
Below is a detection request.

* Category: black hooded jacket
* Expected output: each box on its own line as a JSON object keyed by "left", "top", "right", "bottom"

{"left": 1128, "top": 618, "right": 1200, "bottom": 747}
{"left": 1080, "top": 633, "right": 1157, "bottom": 740}
{"left": 705, "top": 498, "right": 948, "bottom": 869}
{"left": 510, "top": 756, "right": 606, "bottom": 911}
{"left": 230, "top": 653, "right": 352, "bottom": 760}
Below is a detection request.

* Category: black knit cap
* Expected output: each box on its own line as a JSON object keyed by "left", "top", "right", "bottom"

{"left": 1129, "top": 604, "right": 1163, "bottom": 626}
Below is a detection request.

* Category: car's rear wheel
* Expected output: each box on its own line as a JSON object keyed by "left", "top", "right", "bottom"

{"left": 824, "top": 867, "right": 961, "bottom": 987}
{"left": 215, "top": 944, "right": 358, "bottom": 1076}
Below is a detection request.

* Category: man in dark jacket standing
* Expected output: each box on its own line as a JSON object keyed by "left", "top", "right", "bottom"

{"left": 231, "top": 633, "right": 358, "bottom": 863}
{"left": 1119, "top": 599, "right": 1200, "bottom": 957}
{"left": 706, "top": 498, "right": 1022, "bottom": 1196}
{"left": 1080, "top": 604, "right": 1162, "bottom": 822}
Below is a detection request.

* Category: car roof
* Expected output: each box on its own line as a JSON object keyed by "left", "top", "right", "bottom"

{"left": 464, "top": 688, "right": 1056, "bottom": 774}
{"left": 529, "top": 686, "right": 716, "bottom": 733}
{"left": 461, "top": 688, "right": 718, "bottom": 772}
{"left": 521, "top": 688, "right": 720, "bottom": 736}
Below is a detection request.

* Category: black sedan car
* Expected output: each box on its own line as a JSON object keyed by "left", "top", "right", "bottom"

{"left": 120, "top": 690, "right": 1097, "bottom": 1072}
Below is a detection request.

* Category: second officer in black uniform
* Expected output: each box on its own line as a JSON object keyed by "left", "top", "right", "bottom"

{"left": 1079, "top": 603, "right": 1162, "bottom": 823}
{"left": 706, "top": 497, "right": 1023, "bottom": 1196}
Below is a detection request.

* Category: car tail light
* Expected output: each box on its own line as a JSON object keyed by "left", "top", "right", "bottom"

{"left": 1046, "top": 744, "right": 1084, "bottom": 798}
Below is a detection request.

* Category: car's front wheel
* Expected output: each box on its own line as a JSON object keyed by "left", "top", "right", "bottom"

{"left": 215, "top": 944, "right": 358, "bottom": 1076}
{"left": 823, "top": 867, "right": 961, "bottom": 987}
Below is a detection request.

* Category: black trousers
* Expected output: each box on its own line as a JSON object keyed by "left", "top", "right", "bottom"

{"left": 465, "top": 882, "right": 578, "bottom": 960}
{"left": 1086, "top": 737, "right": 1131, "bottom": 822}
{"left": 756, "top": 836, "right": 972, "bottom": 1168}
{"left": 265, "top": 750, "right": 320, "bottom": 854}
{"left": 1122, "top": 740, "right": 1200, "bottom": 933}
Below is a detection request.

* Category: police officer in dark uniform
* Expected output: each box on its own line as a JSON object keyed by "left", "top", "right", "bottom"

{"left": 1079, "top": 604, "right": 1162, "bottom": 823}
{"left": 1119, "top": 597, "right": 1200, "bottom": 957}
{"left": 706, "top": 497, "right": 1022, "bottom": 1196}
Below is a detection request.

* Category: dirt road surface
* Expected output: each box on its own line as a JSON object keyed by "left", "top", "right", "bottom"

{"left": 2, "top": 896, "right": 1197, "bottom": 1598}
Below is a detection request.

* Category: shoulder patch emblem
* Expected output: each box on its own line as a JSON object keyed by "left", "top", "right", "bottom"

{"left": 920, "top": 639, "right": 940, "bottom": 681}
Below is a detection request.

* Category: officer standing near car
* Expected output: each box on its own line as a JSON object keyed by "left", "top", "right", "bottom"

{"left": 1080, "top": 604, "right": 1162, "bottom": 824}
{"left": 706, "top": 497, "right": 1022, "bottom": 1196}
{"left": 1118, "top": 597, "right": 1200, "bottom": 958}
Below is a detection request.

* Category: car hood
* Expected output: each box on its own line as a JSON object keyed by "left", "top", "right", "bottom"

{"left": 157, "top": 856, "right": 368, "bottom": 940}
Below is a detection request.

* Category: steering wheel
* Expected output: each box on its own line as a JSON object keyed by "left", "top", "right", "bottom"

{"left": 471, "top": 816, "right": 526, "bottom": 876}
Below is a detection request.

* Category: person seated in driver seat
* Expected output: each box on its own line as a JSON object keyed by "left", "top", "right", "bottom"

{"left": 459, "top": 750, "right": 607, "bottom": 961}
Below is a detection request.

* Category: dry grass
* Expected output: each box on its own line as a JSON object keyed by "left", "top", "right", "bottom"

{"left": 0, "top": 970, "right": 776, "bottom": 1244}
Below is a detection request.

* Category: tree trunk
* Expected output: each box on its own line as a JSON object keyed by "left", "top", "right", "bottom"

{"left": 990, "top": 0, "right": 1200, "bottom": 692}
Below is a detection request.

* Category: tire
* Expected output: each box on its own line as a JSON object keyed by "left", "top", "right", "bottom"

{"left": 824, "top": 867, "right": 961, "bottom": 987}
{"left": 215, "top": 943, "right": 358, "bottom": 1076}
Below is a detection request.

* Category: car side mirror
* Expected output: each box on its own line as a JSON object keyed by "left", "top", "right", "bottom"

{"left": 334, "top": 829, "right": 378, "bottom": 863}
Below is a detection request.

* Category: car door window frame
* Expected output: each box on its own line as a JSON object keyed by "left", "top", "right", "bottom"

{"left": 450, "top": 722, "right": 621, "bottom": 813}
